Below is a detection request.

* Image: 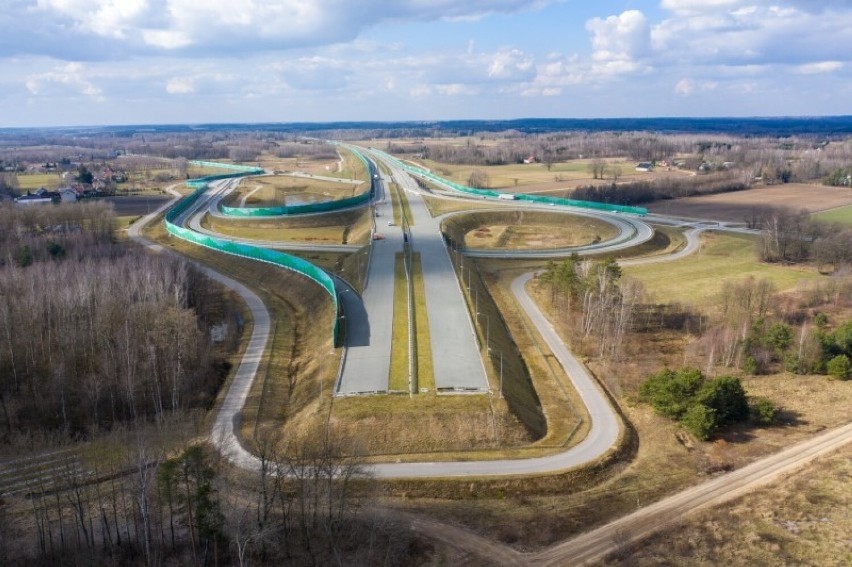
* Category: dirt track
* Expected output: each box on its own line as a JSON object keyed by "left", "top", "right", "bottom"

{"left": 401, "top": 422, "right": 852, "bottom": 565}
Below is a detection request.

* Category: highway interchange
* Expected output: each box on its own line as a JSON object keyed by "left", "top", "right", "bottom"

{"left": 128, "top": 147, "right": 851, "bottom": 562}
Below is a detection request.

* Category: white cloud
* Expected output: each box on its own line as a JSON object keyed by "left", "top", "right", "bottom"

{"left": 586, "top": 10, "right": 650, "bottom": 63}
{"left": 15, "top": 0, "right": 553, "bottom": 59}
{"left": 25, "top": 62, "right": 103, "bottom": 98}
{"left": 660, "top": 0, "right": 745, "bottom": 15}
{"left": 794, "top": 61, "right": 843, "bottom": 74}
{"left": 165, "top": 76, "right": 194, "bottom": 94}
{"left": 674, "top": 78, "right": 718, "bottom": 95}
{"left": 488, "top": 49, "right": 533, "bottom": 79}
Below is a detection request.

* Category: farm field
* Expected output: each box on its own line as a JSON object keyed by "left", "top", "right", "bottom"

{"left": 812, "top": 203, "right": 852, "bottom": 225}
{"left": 622, "top": 232, "right": 823, "bottom": 307}
{"left": 16, "top": 172, "right": 63, "bottom": 190}
{"left": 412, "top": 157, "right": 692, "bottom": 193}
{"left": 646, "top": 183, "right": 852, "bottom": 222}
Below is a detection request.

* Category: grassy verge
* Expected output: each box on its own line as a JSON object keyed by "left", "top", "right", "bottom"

{"left": 623, "top": 232, "right": 824, "bottom": 306}
{"left": 397, "top": 184, "right": 415, "bottom": 227}
{"left": 389, "top": 254, "right": 409, "bottom": 391}
{"left": 337, "top": 148, "right": 369, "bottom": 182}
{"left": 202, "top": 206, "right": 371, "bottom": 246}
{"left": 812, "top": 204, "right": 852, "bottom": 226}
{"left": 142, "top": 217, "right": 339, "bottom": 447}
{"left": 412, "top": 253, "right": 435, "bottom": 390}
{"left": 450, "top": 251, "right": 547, "bottom": 440}
{"left": 483, "top": 262, "right": 589, "bottom": 449}
{"left": 389, "top": 252, "right": 434, "bottom": 392}
{"left": 389, "top": 182, "right": 402, "bottom": 226}
{"left": 614, "top": 224, "right": 687, "bottom": 260}
{"left": 422, "top": 195, "right": 496, "bottom": 217}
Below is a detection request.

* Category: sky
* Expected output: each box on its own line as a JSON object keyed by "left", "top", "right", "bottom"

{"left": 1, "top": 0, "right": 851, "bottom": 127}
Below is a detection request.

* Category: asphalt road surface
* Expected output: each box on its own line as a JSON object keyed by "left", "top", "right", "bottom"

{"left": 335, "top": 171, "right": 399, "bottom": 394}
{"left": 367, "top": 149, "right": 489, "bottom": 392}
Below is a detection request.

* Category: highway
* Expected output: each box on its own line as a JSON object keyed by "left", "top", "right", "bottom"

{"left": 371, "top": 149, "right": 490, "bottom": 392}
{"left": 132, "top": 159, "right": 764, "bottom": 484}
{"left": 125, "top": 166, "right": 852, "bottom": 562}
{"left": 335, "top": 171, "right": 399, "bottom": 394}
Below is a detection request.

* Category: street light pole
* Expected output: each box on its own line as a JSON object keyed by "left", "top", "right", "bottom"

{"left": 499, "top": 351, "right": 503, "bottom": 399}
{"left": 476, "top": 312, "right": 490, "bottom": 353}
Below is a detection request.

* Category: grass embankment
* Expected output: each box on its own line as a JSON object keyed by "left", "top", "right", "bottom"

{"left": 623, "top": 232, "right": 823, "bottom": 306}
{"left": 813, "top": 204, "right": 852, "bottom": 226}
{"left": 388, "top": 181, "right": 414, "bottom": 227}
{"left": 337, "top": 147, "right": 370, "bottom": 182}
{"left": 454, "top": 210, "right": 619, "bottom": 250}
{"left": 143, "top": 217, "right": 339, "bottom": 446}
{"left": 224, "top": 174, "right": 362, "bottom": 208}
{"left": 422, "top": 195, "right": 497, "bottom": 217}
{"left": 615, "top": 225, "right": 687, "bottom": 260}
{"left": 441, "top": 209, "right": 618, "bottom": 252}
{"left": 477, "top": 260, "right": 589, "bottom": 450}
{"left": 450, "top": 251, "right": 547, "bottom": 440}
{"left": 389, "top": 254, "right": 409, "bottom": 392}
{"left": 389, "top": 252, "right": 435, "bottom": 392}
{"left": 202, "top": 207, "right": 372, "bottom": 246}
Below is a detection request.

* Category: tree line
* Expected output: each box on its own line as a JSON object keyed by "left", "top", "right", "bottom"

{"left": 752, "top": 207, "right": 852, "bottom": 269}
{"left": 0, "top": 203, "right": 234, "bottom": 439}
{"left": 2, "top": 426, "right": 415, "bottom": 566}
{"left": 537, "top": 255, "right": 642, "bottom": 360}
{"left": 569, "top": 172, "right": 749, "bottom": 206}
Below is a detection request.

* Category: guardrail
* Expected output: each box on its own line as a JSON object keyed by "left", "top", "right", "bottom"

{"left": 369, "top": 148, "right": 649, "bottom": 216}
{"left": 218, "top": 145, "right": 376, "bottom": 217}
{"left": 165, "top": 181, "right": 341, "bottom": 346}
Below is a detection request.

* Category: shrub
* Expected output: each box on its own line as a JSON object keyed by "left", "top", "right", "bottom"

{"left": 682, "top": 404, "right": 717, "bottom": 441}
{"left": 638, "top": 367, "right": 704, "bottom": 420}
{"left": 826, "top": 354, "right": 851, "bottom": 380}
{"left": 749, "top": 397, "right": 778, "bottom": 426}
{"left": 696, "top": 376, "right": 750, "bottom": 425}
{"left": 638, "top": 369, "right": 755, "bottom": 441}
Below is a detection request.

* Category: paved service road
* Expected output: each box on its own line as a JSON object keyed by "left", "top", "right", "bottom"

{"left": 367, "top": 149, "right": 489, "bottom": 392}
{"left": 128, "top": 183, "right": 273, "bottom": 474}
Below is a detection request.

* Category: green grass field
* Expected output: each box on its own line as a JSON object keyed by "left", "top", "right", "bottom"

{"left": 813, "top": 204, "right": 852, "bottom": 226}
{"left": 623, "top": 232, "right": 824, "bottom": 306}
{"left": 16, "top": 173, "right": 63, "bottom": 190}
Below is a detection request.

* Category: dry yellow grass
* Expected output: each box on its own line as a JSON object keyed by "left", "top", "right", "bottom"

{"left": 608, "top": 442, "right": 852, "bottom": 566}
{"left": 229, "top": 174, "right": 362, "bottom": 207}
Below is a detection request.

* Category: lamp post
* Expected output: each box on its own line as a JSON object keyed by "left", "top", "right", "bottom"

{"left": 499, "top": 351, "right": 503, "bottom": 399}
{"left": 476, "top": 312, "right": 490, "bottom": 353}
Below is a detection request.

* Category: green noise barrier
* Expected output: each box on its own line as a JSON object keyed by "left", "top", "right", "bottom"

{"left": 165, "top": 183, "right": 341, "bottom": 346}
{"left": 185, "top": 162, "right": 265, "bottom": 189}
{"left": 218, "top": 146, "right": 375, "bottom": 217}
{"left": 371, "top": 149, "right": 648, "bottom": 216}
